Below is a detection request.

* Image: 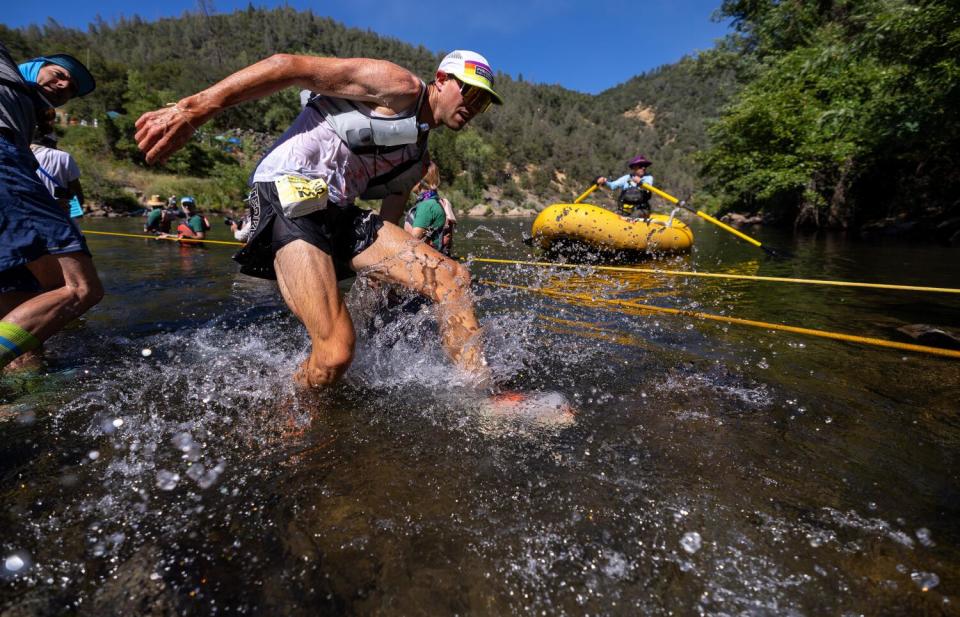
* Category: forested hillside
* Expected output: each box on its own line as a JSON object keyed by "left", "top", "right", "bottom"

{"left": 701, "top": 0, "right": 960, "bottom": 232}
{"left": 1, "top": 7, "right": 736, "bottom": 212}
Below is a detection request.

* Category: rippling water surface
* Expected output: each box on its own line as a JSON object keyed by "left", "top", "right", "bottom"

{"left": 1, "top": 215, "right": 958, "bottom": 615}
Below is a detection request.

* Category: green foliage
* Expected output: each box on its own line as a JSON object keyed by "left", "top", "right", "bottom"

{"left": 704, "top": 0, "right": 960, "bottom": 225}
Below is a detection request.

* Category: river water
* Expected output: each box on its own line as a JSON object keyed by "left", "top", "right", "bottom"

{"left": 1, "top": 214, "right": 958, "bottom": 616}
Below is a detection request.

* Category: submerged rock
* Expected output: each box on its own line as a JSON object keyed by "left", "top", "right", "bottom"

{"left": 720, "top": 212, "right": 765, "bottom": 226}
{"left": 896, "top": 324, "right": 960, "bottom": 350}
{"left": 86, "top": 546, "right": 178, "bottom": 617}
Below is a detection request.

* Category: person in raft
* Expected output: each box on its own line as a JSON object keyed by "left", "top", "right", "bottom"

{"left": 134, "top": 50, "right": 503, "bottom": 389}
{"left": 596, "top": 154, "right": 655, "bottom": 218}
{"left": 0, "top": 43, "right": 104, "bottom": 370}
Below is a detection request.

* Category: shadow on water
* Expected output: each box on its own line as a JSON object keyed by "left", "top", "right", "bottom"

{"left": 1, "top": 216, "right": 959, "bottom": 615}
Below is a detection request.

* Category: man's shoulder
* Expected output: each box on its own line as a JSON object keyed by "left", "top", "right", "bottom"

{"left": 47, "top": 149, "right": 74, "bottom": 166}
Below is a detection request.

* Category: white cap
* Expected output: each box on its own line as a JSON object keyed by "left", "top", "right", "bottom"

{"left": 437, "top": 50, "right": 503, "bottom": 105}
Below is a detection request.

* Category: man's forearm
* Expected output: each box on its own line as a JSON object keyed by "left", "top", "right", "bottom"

{"left": 175, "top": 55, "right": 419, "bottom": 126}
{"left": 175, "top": 55, "right": 304, "bottom": 126}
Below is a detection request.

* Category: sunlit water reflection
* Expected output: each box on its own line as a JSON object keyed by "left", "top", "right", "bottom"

{"left": 1, "top": 215, "right": 958, "bottom": 615}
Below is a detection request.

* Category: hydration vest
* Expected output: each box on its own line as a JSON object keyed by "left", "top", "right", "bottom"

{"left": 0, "top": 76, "right": 52, "bottom": 148}
{"left": 618, "top": 186, "right": 652, "bottom": 215}
{"left": 306, "top": 82, "right": 430, "bottom": 200}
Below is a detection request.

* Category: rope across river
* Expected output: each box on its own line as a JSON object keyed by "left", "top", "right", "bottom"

{"left": 81, "top": 229, "right": 960, "bottom": 360}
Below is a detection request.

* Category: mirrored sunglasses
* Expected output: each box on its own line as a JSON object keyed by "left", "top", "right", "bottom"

{"left": 457, "top": 80, "right": 493, "bottom": 114}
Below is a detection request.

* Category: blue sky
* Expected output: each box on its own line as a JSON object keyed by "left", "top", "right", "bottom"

{"left": 4, "top": 1, "right": 732, "bottom": 94}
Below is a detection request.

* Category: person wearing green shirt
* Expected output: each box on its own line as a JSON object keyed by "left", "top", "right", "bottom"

{"left": 160, "top": 196, "right": 209, "bottom": 243}
{"left": 406, "top": 193, "right": 446, "bottom": 251}
{"left": 403, "top": 162, "right": 456, "bottom": 256}
{"left": 144, "top": 194, "right": 173, "bottom": 233}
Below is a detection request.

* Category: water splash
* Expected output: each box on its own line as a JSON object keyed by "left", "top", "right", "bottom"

{"left": 911, "top": 571, "right": 940, "bottom": 592}
{"left": 680, "top": 531, "right": 703, "bottom": 554}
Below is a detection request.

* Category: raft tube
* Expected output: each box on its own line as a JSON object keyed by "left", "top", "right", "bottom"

{"left": 531, "top": 203, "right": 694, "bottom": 257}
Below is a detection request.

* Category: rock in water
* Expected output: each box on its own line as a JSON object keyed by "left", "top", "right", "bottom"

{"left": 896, "top": 324, "right": 960, "bottom": 350}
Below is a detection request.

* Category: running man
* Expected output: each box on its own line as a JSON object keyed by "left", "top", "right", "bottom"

{"left": 135, "top": 51, "right": 502, "bottom": 388}
{"left": 0, "top": 44, "right": 103, "bottom": 370}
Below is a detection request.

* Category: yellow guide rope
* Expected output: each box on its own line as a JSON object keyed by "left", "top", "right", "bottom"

{"left": 468, "top": 257, "right": 960, "bottom": 295}
{"left": 84, "top": 229, "right": 245, "bottom": 247}
{"left": 480, "top": 279, "right": 960, "bottom": 360}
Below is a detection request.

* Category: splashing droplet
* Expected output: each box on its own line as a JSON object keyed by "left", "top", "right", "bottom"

{"left": 911, "top": 571, "right": 939, "bottom": 592}
{"left": 4, "top": 554, "right": 25, "bottom": 572}
{"left": 916, "top": 528, "right": 935, "bottom": 547}
{"left": 155, "top": 470, "right": 180, "bottom": 491}
{"left": 680, "top": 531, "right": 702, "bottom": 554}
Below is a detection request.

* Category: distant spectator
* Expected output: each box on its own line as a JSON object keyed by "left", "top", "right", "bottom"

{"left": 170, "top": 196, "right": 210, "bottom": 242}
{"left": 226, "top": 213, "right": 252, "bottom": 243}
{"left": 144, "top": 194, "right": 173, "bottom": 233}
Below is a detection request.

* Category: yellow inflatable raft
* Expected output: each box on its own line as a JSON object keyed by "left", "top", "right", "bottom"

{"left": 531, "top": 203, "right": 694, "bottom": 257}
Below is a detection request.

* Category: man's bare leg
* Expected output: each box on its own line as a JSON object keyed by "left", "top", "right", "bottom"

{"left": 351, "top": 222, "right": 490, "bottom": 386}
{"left": 274, "top": 240, "right": 355, "bottom": 388}
{"left": 0, "top": 253, "right": 103, "bottom": 369}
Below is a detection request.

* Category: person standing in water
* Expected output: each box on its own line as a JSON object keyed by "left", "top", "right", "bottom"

{"left": 404, "top": 161, "right": 457, "bottom": 256}
{"left": 0, "top": 44, "right": 103, "bottom": 370}
{"left": 144, "top": 195, "right": 174, "bottom": 234}
{"left": 135, "top": 50, "right": 502, "bottom": 389}
{"left": 169, "top": 196, "right": 210, "bottom": 242}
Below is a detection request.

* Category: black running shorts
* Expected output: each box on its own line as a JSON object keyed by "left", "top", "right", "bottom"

{"left": 233, "top": 181, "right": 384, "bottom": 281}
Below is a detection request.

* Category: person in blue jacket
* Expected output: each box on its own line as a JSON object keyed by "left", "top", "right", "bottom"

{"left": 597, "top": 155, "right": 655, "bottom": 217}
{"left": 0, "top": 44, "right": 103, "bottom": 370}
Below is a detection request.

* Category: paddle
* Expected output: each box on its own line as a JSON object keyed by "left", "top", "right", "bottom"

{"left": 573, "top": 184, "right": 598, "bottom": 204}
{"left": 639, "top": 183, "right": 791, "bottom": 259}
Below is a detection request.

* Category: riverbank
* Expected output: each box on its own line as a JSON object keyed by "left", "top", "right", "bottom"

{"left": 721, "top": 208, "right": 960, "bottom": 247}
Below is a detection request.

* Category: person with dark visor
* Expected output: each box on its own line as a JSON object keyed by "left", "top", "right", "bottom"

{"left": 134, "top": 50, "right": 503, "bottom": 390}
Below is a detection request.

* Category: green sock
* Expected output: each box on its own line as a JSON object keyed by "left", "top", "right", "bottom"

{"left": 0, "top": 322, "right": 41, "bottom": 368}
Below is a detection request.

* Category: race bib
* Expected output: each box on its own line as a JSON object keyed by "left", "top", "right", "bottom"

{"left": 274, "top": 175, "right": 329, "bottom": 218}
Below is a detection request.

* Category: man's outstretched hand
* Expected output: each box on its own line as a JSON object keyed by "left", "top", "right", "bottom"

{"left": 135, "top": 105, "right": 198, "bottom": 165}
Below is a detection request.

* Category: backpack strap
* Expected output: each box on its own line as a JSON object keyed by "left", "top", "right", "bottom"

{"left": 35, "top": 162, "right": 64, "bottom": 189}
